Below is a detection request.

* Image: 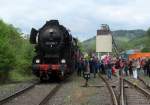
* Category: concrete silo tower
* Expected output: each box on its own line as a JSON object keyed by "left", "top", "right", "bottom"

{"left": 96, "top": 24, "right": 112, "bottom": 57}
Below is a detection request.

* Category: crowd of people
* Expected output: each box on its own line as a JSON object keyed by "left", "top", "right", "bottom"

{"left": 76, "top": 55, "right": 150, "bottom": 80}
{"left": 123, "top": 58, "right": 150, "bottom": 77}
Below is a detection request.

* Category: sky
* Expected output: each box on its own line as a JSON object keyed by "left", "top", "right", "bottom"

{"left": 0, "top": 0, "right": 150, "bottom": 41}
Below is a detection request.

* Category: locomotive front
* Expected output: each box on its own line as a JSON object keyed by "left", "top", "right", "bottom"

{"left": 30, "top": 20, "right": 75, "bottom": 81}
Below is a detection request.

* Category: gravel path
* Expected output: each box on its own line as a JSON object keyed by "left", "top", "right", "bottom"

{"left": 48, "top": 74, "right": 112, "bottom": 105}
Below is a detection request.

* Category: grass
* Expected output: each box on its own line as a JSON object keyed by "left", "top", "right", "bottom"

{"left": 8, "top": 70, "right": 36, "bottom": 83}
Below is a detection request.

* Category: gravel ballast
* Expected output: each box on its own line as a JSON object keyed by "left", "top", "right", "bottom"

{"left": 2, "top": 83, "right": 58, "bottom": 105}
{"left": 48, "top": 74, "right": 112, "bottom": 105}
{"left": 0, "top": 81, "right": 35, "bottom": 101}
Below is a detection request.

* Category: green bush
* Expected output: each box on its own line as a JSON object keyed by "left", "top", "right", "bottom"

{"left": 0, "top": 20, "right": 34, "bottom": 82}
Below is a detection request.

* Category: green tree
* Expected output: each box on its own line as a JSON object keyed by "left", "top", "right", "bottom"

{"left": 147, "top": 28, "right": 150, "bottom": 37}
{"left": 0, "top": 20, "right": 34, "bottom": 83}
{"left": 141, "top": 47, "right": 150, "bottom": 52}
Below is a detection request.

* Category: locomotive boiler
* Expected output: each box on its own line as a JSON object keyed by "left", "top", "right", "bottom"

{"left": 30, "top": 20, "right": 78, "bottom": 81}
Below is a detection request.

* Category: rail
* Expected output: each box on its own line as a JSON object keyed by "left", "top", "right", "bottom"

{"left": 124, "top": 79, "right": 150, "bottom": 98}
{"left": 39, "top": 84, "right": 62, "bottom": 105}
{"left": 0, "top": 81, "right": 38, "bottom": 105}
{"left": 98, "top": 74, "right": 118, "bottom": 105}
{"left": 120, "top": 78, "right": 125, "bottom": 105}
{"left": 138, "top": 76, "right": 150, "bottom": 90}
{"left": 39, "top": 74, "right": 73, "bottom": 105}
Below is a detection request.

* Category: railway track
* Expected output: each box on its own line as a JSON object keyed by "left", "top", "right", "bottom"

{"left": 98, "top": 74, "right": 118, "bottom": 105}
{"left": 1, "top": 74, "right": 150, "bottom": 105}
{"left": 0, "top": 74, "right": 73, "bottom": 105}
{"left": 125, "top": 77, "right": 150, "bottom": 96}
{"left": 120, "top": 78, "right": 125, "bottom": 105}
{"left": 120, "top": 78, "right": 150, "bottom": 105}
{"left": 138, "top": 76, "right": 150, "bottom": 92}
{"left": 38, "top": 83, "right": 62, "bottom": 105}
{"left": 0, "top": 81, "right": 63, "bottom": 105}
{"left": 107, "top": 75, "right": 120, "bottom": 101}
{"left": 0, "top": 81, "right": 38, "bottom": 105}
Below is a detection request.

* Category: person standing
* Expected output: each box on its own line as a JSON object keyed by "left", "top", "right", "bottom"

{"left": 77, "top": 58, "right": 82, "bottom": 76}
{"left": 91, "top": 57, "right": 97, "bottom": 78}
{"left": 84, "top": 58, "right": 90, "bottom": 73}
{"left": 101, "top": 60, "right": 105, "bottom": 74}
{"left": 143, "top": 59, "right": 148, "bottom": 76}
{"left": 115, "top": 58, "right": 121, "bottom": 77}
{"left": 95, "top": 58, "right": 99, "bottom": 73}
{"left": 106, "top": 61, "right": 112, "bottom": 80}
{"left": 89, "top": 58, "right": 93, "bottom": 74}
{"left": 128, "top": 60, "right": 133, "bottom": 76}
{"left": 82, "top": 58, "right": 86, "bottom": 77}
{"left": 124, "top": 60, "right": 128, "bottom": 76}
{"left": 112, "top": 63, "right": 116, "bottom": 75}
{"left": 147, "top": 59, "right": 150, "bottom": 77}
{"left": 136, "top": 58, "right": 141, "bottom": 77}
{"left": 140, "top": 59, "right": 145, "bottom": 75}
{"left": 119, "top": 59, "right": 124, "bottom": 77}
{"left": 132, "top": 59, "right": 138, "bottom": 79}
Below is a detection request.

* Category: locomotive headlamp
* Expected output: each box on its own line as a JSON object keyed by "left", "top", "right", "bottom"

{"left": 49, "top": 28, "right": 54, "bottom": 33}
{"left": 61, "top": 59, "right": 66, "bottom": 63}
{"left": 36, "top": 59, "right": 40, "bottom": 63}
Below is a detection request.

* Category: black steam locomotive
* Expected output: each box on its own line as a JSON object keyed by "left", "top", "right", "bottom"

{"left": 30, "top": 20, "right": 78, "bottom": 81}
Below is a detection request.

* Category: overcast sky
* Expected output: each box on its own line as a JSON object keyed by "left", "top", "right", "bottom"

{"left": 0, "top": 0, "right": 150, "bottom": 41}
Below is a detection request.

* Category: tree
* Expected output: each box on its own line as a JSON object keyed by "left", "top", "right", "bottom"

{"left": 141, "top": 47, "right": 150, "bottom": 52}
{"left": 0, "top": 20, "right": 34, "bottom": 82}
{"left": 146, "top": 28, "right": 150, "bottom": 37}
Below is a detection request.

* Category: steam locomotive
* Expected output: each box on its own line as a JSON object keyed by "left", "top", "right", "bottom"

{"left": 30, "top": 20, "right": 79, "bottom": 81}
